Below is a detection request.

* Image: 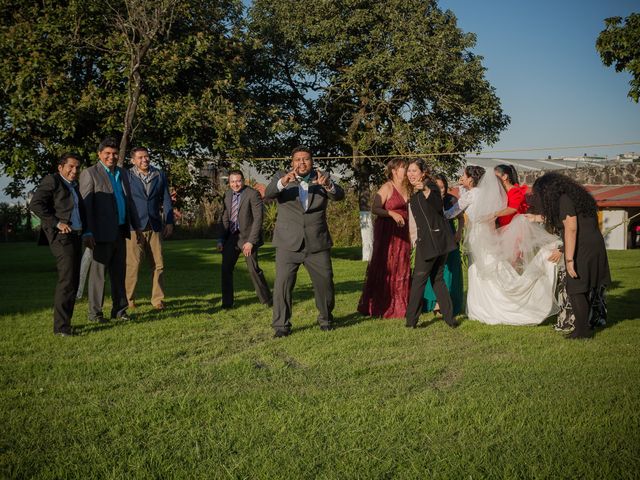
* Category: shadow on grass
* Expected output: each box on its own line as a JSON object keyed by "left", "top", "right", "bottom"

{"left": 602, "top": 287, "right": 640, "bottom": 327}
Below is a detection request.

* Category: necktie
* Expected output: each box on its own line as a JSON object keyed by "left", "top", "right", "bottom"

{"left": 231, "top": 192, "right": 240, "bottom": 233}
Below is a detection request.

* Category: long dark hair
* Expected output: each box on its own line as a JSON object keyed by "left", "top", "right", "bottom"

{"left": 532, "top": 172, "right": 597, "bottom": 231}
{"left": 495, "top": 164, "right": 519, "bottom": 185}
{"left": 434, "top": 173, "right": 449, "bottom": 196}
{"left": 385, "top": 157, "right": 409, "bottom": 180}
{"left": 408, "top": 159, "right": 434, "bottom": 193}
{"left": 465, "top": 165, "right": 485, "bottom": 187}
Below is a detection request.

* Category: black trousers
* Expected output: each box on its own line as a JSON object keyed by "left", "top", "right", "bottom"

{"left": 272, "top": 248, "right": 334, "bottom": 332}
{"left": 88, "top": 228, "right": 128, "bottom": 319}
{"left": 221, "top": 234, "right": 271, "bottom": 307}
{"left": 406, "top": 252, "right": 454, "bottom": 327}
{"left": 48, "top": 232, "right": 83, "bottom": 334}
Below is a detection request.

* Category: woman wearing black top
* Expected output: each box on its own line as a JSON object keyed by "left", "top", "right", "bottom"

{"left": 531, "top": 173, "right": 611, "bottom": 339}
{"left": 405, "top": 159, "right": 458, "bottom": 329}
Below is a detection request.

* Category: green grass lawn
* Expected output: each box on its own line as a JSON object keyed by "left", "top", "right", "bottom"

{"left": 1, "top": 240, "right": 639, "bottom": 479}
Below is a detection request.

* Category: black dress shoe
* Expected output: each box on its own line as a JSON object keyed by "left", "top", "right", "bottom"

{"left": 273, "top": 330, "right": 291, "bottom": 338}
{"left": 320, "top": 325, "right": 333, "bottom": 331}
{"left": 446, "top": 320, "right": 460, "bottom": 328}
{"left": 114, "top": 313, "right": 132, "bottom": 321}
{"left": 89, "top": 315, "right": 108, "bottom": 324}
{"left": 221, "top": 304, "right": 233, "bottom": 310}
{"left": 405, "top": 323, "right": 417, "bottom": 329}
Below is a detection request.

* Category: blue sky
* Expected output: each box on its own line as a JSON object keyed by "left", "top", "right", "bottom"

{"left": 438, "top": 0, "right": 640, "bottom": 159}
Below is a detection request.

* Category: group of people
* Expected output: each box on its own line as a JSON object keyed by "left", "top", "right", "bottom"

{"left": 30, "top": 138, "right": 174, "bottom": 336}
{"left": 31, "top": 142, "right": 611, "bottom": 340}
{"left": 357, "top": 158, "right": 611, "bottom": 339}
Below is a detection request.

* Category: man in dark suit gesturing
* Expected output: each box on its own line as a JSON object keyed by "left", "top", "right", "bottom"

{"left": 264, "top": 146, "right": 345, "bottom": 337}
{"left": 30, "top": 153, "right": 86, "bottom": 336}
{"left": 217, "top": 170, "right": 271, "bottom": 309}
{"left": 80, "top": 137, "right": 141, "bottom": 323}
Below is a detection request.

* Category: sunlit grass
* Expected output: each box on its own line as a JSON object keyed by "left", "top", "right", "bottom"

{"left": 1, "top": 241, "right": 638, "bottom": 478}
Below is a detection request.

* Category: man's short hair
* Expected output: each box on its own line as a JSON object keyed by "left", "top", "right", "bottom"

{"left": 228, "top": 169, "right": 244, "bottom": 180}
{"left": 58, "top": 153, "right": 81, "bottom": 167}
{"left": 130, "top": 146, "right": 149, "bottom": 158}
{"left": 291, "top": 145, "right": 312, "bottom": 158}
{"left": 98, "top": 137, "right": 118, "bottom": 152}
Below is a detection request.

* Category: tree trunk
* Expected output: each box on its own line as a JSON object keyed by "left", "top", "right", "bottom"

{"left": 353, "top": 152, "right": 373, "bottom": 261}
{"left": 119, "top": 67, "right": 143, "bottom": 167}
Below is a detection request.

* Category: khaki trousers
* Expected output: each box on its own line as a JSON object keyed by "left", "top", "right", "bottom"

{"left": 126, "top": 230, "right": 165, "bottom": 307}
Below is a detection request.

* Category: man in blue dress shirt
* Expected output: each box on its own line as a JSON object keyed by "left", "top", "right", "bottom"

{"left": 79, "top": 137, "right": 142, "bottom": 323}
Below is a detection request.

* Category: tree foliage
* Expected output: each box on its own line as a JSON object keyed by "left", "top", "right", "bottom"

{"left": 596, "top": 13, "right": 640, "bottom": 103}
{"left": 1, "top": 0, "right": 510, "bottom": 212}
{"left": 0, "top": 0, "right": 249, "bottom": 202}
{"left": 247, "top": 0, "right": 509, "bottom": 208}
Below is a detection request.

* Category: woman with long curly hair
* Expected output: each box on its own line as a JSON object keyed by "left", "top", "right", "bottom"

{"left": 531, "top": 172, "right": 611, "bottom": 339}
{"left": 358, "top": 158, "right": 411, "bottom": 318}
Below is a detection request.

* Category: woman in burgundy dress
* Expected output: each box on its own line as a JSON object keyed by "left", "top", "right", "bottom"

{"left": 358, "top": 158, "right": 411, "bottom": 318}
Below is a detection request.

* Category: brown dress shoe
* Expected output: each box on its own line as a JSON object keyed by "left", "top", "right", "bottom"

{"left": 153, "top": 302, "right": 165, "bottom": 310}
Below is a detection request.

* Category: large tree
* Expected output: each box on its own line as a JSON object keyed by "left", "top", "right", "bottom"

{"left": 247, "top": 0, "right": 509, "bottom": 207}
{"left": 596, "top": 12, "right": 640, "bottom": 103}
{"left": 0, "top": 0, "right": 249, "bottom": 203}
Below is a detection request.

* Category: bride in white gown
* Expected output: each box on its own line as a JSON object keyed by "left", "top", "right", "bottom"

{"left": 445, "top": 166, "right": 561, "bottom": 326}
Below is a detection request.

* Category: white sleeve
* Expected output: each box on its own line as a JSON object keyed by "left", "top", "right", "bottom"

{"left": 408, "top": 204, "right": 417, "bottom": 247}
{"left": 277, "top": 178, "right": 285, "bottom": 191}
{"left": 445, "top": 190, "right": 471, "bottom": 219}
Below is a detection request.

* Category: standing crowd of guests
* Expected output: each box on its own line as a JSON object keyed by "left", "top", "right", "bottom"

{"left": 31, "top": 143, "right": 610, "bottom": 340}
{"left": 356, "top": 158, "right": 611, "bottom": 340}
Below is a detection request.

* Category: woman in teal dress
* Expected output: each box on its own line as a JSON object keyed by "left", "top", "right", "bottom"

{"left": 423, "top": 174, "right": 464, "bottom": 316}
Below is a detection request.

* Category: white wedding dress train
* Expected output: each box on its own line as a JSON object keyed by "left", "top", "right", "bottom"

{"left": 448, "top": 175, "right": 560, "bottom": 326}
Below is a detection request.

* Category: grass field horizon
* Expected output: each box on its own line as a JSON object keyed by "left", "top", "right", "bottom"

{"left": 1, "top": 240, "right": 639, "bottom": 479}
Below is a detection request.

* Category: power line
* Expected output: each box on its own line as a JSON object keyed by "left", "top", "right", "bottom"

{"left": 228, "top": 141, "right": 640, "bottom": 162}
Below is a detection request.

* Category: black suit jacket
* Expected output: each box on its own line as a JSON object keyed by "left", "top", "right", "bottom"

{"left": 220, "top": 186, "right": 264, "bottom": 248}
{"left": 30, "top": 173, "right": 87, "bottom": 246}
{"left": 409, "top": 182, "right": 456, "bottom": 260}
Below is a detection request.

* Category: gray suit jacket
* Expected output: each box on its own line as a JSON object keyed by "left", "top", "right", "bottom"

{"left": 264, "top": 170, "right": 345, "bottom": 253}
{"left": 220, "top": 186, "right": 264, "bottom": 248}
{"left": 79, "top": 162, "right": 139, "bottom": 242}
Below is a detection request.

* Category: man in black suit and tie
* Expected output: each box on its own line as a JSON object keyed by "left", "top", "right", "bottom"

{"left": 264, "top": 146, "right": 345, "bottom": 337}
{"left": 217, "top": 169, "right": 271, "bottom": 309}
{"left": 79, "top": 137, "right": 142, "bottom": 323}
{"left": 30, "top": 153, "right": 86, "bottom": 336}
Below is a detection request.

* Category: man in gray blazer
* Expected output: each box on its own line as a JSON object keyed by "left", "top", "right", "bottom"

{"left": 217, "top": 169, "right": 271, "bottom": 309}
{"left": 80, "top": 137, "right": 141, "bottom": 322}
{"left": 264, "top": 146, "right": 345, "bottom": 337}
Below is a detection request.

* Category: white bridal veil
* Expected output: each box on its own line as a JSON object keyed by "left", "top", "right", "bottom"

{"left": 463, "top": 172, "right": 561, "bottom": 325}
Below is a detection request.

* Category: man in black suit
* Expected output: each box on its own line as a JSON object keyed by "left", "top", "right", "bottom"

{"left": 264, "top": 146, "right": 345, "bottom": 337}
{"left": 30, "top": 153, "right": 86, "bottom": 336}
{"left": 79, "top": 137, "right": 142, "bottom": 323}
{"left": 217, "top": 169, "right": 271, "bottom": 309}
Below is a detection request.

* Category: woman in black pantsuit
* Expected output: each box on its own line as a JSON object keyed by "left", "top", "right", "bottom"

{"left": 405, "top": 159, "right": 458, "bottom": 329}
{"left": 531, "top": 173, "right": 611, "bottom": 339}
